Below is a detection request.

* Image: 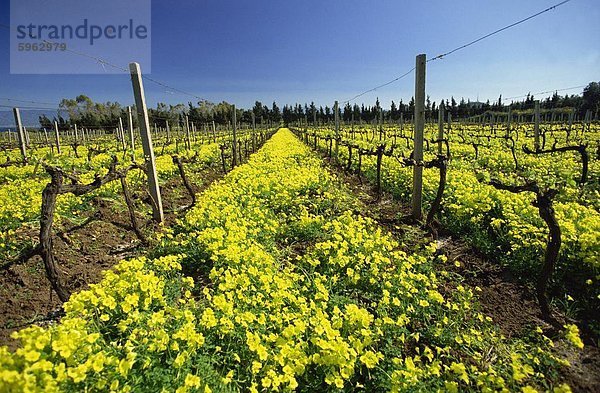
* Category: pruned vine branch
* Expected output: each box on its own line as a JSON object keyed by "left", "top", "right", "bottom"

{"left": 487, "top": 178, "right": 560, "bottom": 321}
{"left": 522, "top": 144, "right": 588, "bottom": 185}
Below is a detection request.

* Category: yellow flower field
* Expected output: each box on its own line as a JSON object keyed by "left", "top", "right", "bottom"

{"left": 0, "top": 129, "right": 580, "bottom": 392}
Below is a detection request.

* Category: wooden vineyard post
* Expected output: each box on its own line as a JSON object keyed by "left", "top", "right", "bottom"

{"left": 534, "top": 100, "right": 540, "bottom": 151}
{"left": 166, "top": 121, "right": 171, "bottom": 143}
{"left": 12, "top": 108, "right": 27, "bottom": 162}
{"left": 412, "top": 54, "right": 426, "bottom": 220}
{"left": 400, "top": 112, "right": 404, "bottom": 135}
{"left": 567, "top": 110, "right": 573, "bottom": 135}
{"left": 119, "top": 118, "right": 127, "bottom": 151}
{"left": 127, "top": 106, "right": 136, "bottom": 161}
{"left": 334, "top": 101, "right": 340, "bottom": 160}
{"left": 379, "top": 107, "right": 384, "bottom": 140}
{"left": 232, "top": 105, "right": 238, "bottom": 167}
{"left": 185, "top": 115, "right": 191, "bottom": 150}
{"left": 26, "top": 128, "right": 32, "bottom": 146}
{"left": 114, "top": 127, "right": 120, "bottom": 150}
{"left": 53, "top": 121, "right": 61, "bottom": 154}
{"left": 129, "top": 62, "right": 164, "bottom": 223}
{"left": 252, "top": 112, "right": 257, "bottom": 152}
{"left": 437, "top": 101, "right": 444, "bottom": 154}
{"left": 584, "top": 110, "right": 591, "bottom": 134}
{"left": 506, "top": 106, "right": 512, "bottom": 137}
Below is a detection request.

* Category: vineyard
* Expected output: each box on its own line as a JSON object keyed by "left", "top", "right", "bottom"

{"left": 0, "top": 118, "right": 275, "bottom": 338}
{"left": 1, "top": 1, "right": 600, "bottom": 391}
{"left": 291, "top": 115, "right": 599, "bottom": 326}
{"left": 0, "top": 120, "right": 597, "bottom": 391}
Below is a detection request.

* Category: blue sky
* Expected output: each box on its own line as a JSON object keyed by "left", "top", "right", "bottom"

{"left": 0, "top": 0, "right": 598, "bottom": 111}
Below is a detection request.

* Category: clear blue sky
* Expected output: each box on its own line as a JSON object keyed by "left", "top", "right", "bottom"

{"left": 0, "top": 0, "right": 598, "bottom": 110}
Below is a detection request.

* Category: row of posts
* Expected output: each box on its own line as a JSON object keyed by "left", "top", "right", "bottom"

{"left": 469, "top": 108, "right": 591, "bottom": 124}
{"left": 7, "top": 114, "right": 258, "bottom": 157}
{"left": 8, "top": 63, "right": 164, "bottom": 223}
{"left": 7, "top": 58, "right": 595, "bottom": 224}
{"left": 300, "top": 107, "right": 591, "bottom": 133}
{"left": 9, "top": 63, "right": 264, "bottom": 224}
{"left": 10, "top": 110, "right": 139, "bottom": 161}
{"left": 323, "top": 54, "right": 599, "bottom": 219}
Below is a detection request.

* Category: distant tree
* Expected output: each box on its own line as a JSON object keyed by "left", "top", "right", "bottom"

{"left": 550, "top": 92, "right": 560, "bottom": 108}
{"left": 252, "top": 101, "right": 265, "bottom": 121}
{"left": 211, "top": 101, "right": 232, "bottom": 124}
{"left": 390, "top": 101, "right": 398, "bottom": 120}
{"left": 408, "top": 97, "right": 415, "bottom": 114}
{"left": 307, "top": 102, "right": 316, "bottom": 123}
{"left": 55, "top": 95, "right": 131, "bottom": 129}
{"left": 149, "top": 102, "right": 174, "bottom": 127}
{"left": 483, "top": 99, "right": 491, "bottom": 112}
{"left": 38, "top": 114, "right": 52, "bottom": 129}
{"left": 295, "top": 103, "right": 304, "bottom": 119}
{"left": 353, "top": 104, "right": 361, "bottom": 122}
{"left": 343, "top": 103, "right": 352, "bottom": 121}
{"left": 59, "top": 95, "right": 92, "bottom": 120}
{"left": 282, "top": 105, "right": 293, "bottom": 125}
{"left": 240, "top": 109, "right": 253, "bottom": 124}
{"left": 582, "top": 81, "right": 600, "bottom": 116}
{"left": 458, "top": 98, "right": 467, "bottom": 118}
{"left": 398, "top": 99, "right": 405, "bottom": 114}
{"left": 524, "top": 93, "right": 535, "bottom": 109}
{"left": 57, "top": 114, "right": 68, "bottom": 130}
{"left": 271, "top": 102, "right": 281, "bottom": 123}
{"left": 450, "top": 96, "right": 458, "bottom": 117}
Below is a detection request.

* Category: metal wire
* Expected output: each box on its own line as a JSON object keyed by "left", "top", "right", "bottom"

{"left": 504, "top": 84, "right": 586, "bottom": 101}
{"left": 341, "top": 67, "right": 416, "bottom": 105}
{"left": 428, "top": 0, "right": 573, "bottom": 62}
{"left": 340, "top": 0, "right": 574, "bottom": 104}
{"left": 0, "top": 97, "right": 60, "bottom": 106}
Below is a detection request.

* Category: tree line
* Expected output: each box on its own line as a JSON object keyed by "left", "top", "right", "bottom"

{"left": 37, "top": 95, "right": 284, "bottom": 130}
{"left": 38, "top": 82, "right": 599, "bottom": 129}
{"left": 280, "top": 81, "right": 600, "bottom": 125}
